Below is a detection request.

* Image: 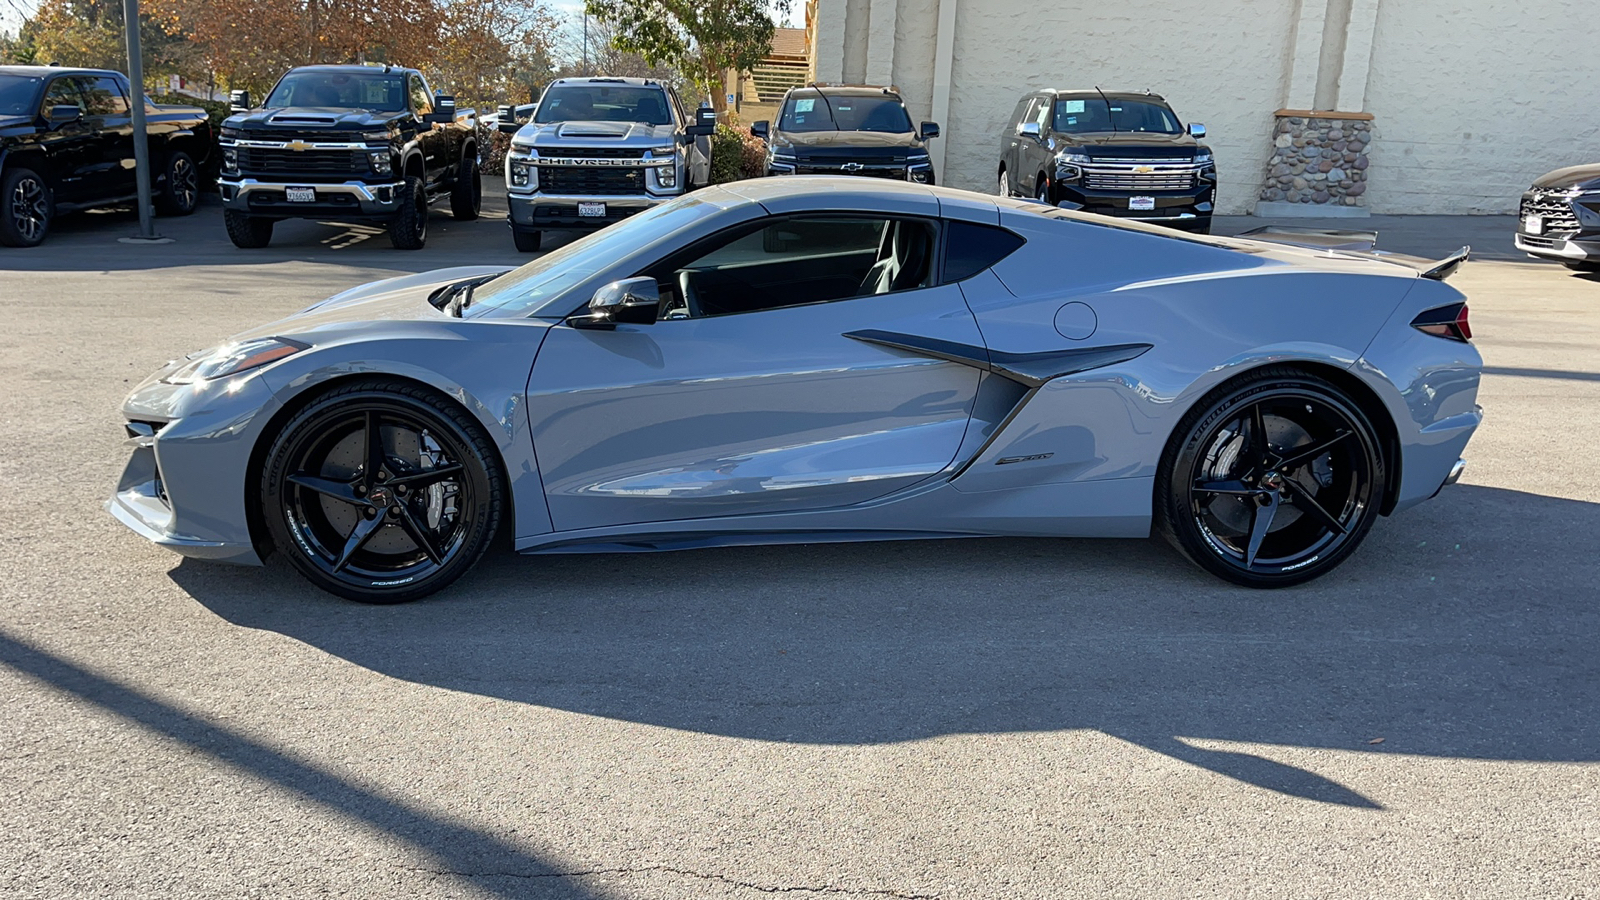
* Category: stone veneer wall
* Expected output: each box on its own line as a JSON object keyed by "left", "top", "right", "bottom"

{"left": 1257, "top": 112, "right": 1375, "bottom": 209}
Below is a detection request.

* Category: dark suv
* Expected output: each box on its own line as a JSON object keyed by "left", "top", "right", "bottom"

{"left": 0, "top": 65, "right": 211, "bottom": 246}
{"left": 752, "top": 85, "right": 938, "bottom": 183}
{"left": 997, "top": 90, "right": 1215, "bottom": 233}
{"left": 1514, "top": 163, "right": 1600, "bottom": 271}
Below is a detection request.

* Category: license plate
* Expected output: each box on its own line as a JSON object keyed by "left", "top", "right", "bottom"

{"left": 1523, "top": 215, "right": 1543, "bottom": 235}
{"left": 284, "top": 186, "right": 316, "bottom": 203}
{"left": 1129, "top": 196, "right": 1156, "bottom": 212}
{"left": 577, "top": 202, "right": 607, "bottom": 218}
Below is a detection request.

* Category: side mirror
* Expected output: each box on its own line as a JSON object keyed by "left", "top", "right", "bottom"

{"left": 919, "top": 121, "right": 940, "bottom": 139}
{"left": 424, "top": 95, "right": 456, "bottom": 124}
{"left": 1019, "top": 121, "right": 1042, "bottom": 139}
{"left": 573, "top": 277, "right": 662, "bottom": 328}
{"left": 750, "top": 120, "right": 770, "bottom": 141}
{"left": 1188, "top": 122, "right": 1207, "bottom": 138}
{"left": 685, "top": 106, "right": 716, "bottom": 137}
{"left": 48, "top": 104, "right": 81, "bottom": 124}
{"left": 229, "top": 89, "right": 249, "bottom": 113}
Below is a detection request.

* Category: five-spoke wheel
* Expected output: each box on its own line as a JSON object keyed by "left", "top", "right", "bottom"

{"left": 261, "top": 381, "right": 502, "bottom": 603}
{"left": 1157, "top": 368, "right": 1386, "bottom": 587}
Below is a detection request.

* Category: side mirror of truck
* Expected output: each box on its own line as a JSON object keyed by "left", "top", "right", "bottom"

{"left": 1019, "top": 121, "right": 1042, "bottom": 139}
{"left": 685, "top": 107, "right": 717, "bottom": 137}
{"left": 48, "top": 104, "right": 81, "bottom": 124}
{"left": 424, "top": 95, "right": 457, "bottom": 124}
{"left": 920, "top": 121, "right": 940, "bottom": 139}
{"left": 750, "top": 120, "right": 770, "bottom": 141}
{"left": 1188, "top": 122, "right": 1207, "bottom": 138}
{"left": 229, "top": 90, "right": 249, "bottom": 114}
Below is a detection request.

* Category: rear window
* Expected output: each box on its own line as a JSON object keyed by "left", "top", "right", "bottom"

{"left": 535, "top": 85, "right": 671, "bottom": 126}
{"left": 942, "top": 221, "right": 1026, "bottom": 282}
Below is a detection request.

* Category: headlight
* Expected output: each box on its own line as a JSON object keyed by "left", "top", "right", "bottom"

{"left": 769, "top": 149, "right": 797, "bottom": 172}
{"left": 368, "top": 151, "right": 392, "bottom": 176}
{"left": 508, "top": 158, "right": 535, "bottom": 189}
{"left": 219, "top": 125, "right": 240, "bottom": 140}
{"left": 221, "top": 146, "right": 238, "bottom": 173}
{"left": 362, "top": 130, "right": 390, "bottom": 142}
{"left": 1056, "top": 150, "right": 1092, "bottom": 165}
{"left": 1194, "top": 149, "right": 1214, "bottom": 165}
{"left": 164, "top": 338, "right": 308, "bottom": 385}
{"left": 655, "top": 162, "right": 677, "bottom": 189}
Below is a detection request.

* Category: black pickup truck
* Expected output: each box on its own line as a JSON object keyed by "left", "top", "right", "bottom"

{"left": 0, "top": 65, "right": 211, "bottom": 247}
{"left": 218, "top": 65, "right": 479, "bottom": 249}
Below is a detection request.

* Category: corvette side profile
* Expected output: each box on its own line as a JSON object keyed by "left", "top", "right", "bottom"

{"left": 109, "top": 178, "right": 1482, "bottom": 602}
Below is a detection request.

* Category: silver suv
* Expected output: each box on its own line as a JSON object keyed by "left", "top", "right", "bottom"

{"left": 504, "top": 77, "right": 714, "bottom": 251}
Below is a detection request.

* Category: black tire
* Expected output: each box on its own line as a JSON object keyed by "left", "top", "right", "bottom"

{"left": 259, "top": 379, "right": 504, "bottom": 604}
{"left": 512, "top": 228, "right": 541, "bottom": 252}
{"left": 224, "top": 209, "right": 273, "bottom": 248}
{"left": 1155, "top": 367, "right": 1387, "bottom": 588}
{"left": 0, "top": 166, "right": 52, "bottom": 247}
{"left": 1035, "top": 175, "right": 1051, "bottom": 205}
{"left": 388, "top": 175, "right": 428, "bottom": 250}
{"left": 156, "top": 150, "right": 200, "bottom": 216}
{"left": 450, "top": 154, "right": 481, "bottom": 220}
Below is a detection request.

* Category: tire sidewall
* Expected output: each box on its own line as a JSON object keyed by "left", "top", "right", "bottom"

{"left": 161, "top": 151, "right": 199, "bottom": 215}
{"left": 1, "top": 167, "right": 52, "bottom": 247}
{"left": 389, "top": 176, "right": 428, "bottom": 249}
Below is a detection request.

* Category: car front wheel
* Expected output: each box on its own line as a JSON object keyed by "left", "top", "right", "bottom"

{"left": 1155, "top": 367, "right": 1386, "bottom": 587}
{"left": 450, "top": 155, "right": 481, "bottom": 220}
{"left": 0, "top": 167, "right": 52, "bottom": 247}
{"left": 224, "top": 209, "right": 273, "bottom": 248}
{"left": 157, "top": 150, "right": 200, "bottom": 216}
{"left": 388, "top": 176, "right": 428, "bottom": 249}
{"left": 512, "top": 228, "right": 541, "bottom": 252}
{"left": 260, "top": 380, "right": 503, "bottom": 603}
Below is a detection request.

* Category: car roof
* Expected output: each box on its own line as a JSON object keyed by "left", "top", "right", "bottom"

{"left": 788, "top": 85, "right": 903, "bottom": 99}
{"left": 550, "top": 77, "right": 665, "bottom": 88}
{"left": 287, "top": 64, "right": 416, "bottom": 75}
{"left": 0, "top": 65, "right": 114, "bottom": 78}
{"left": 1045, "top": 89, "right": 1169, "bottom": 103}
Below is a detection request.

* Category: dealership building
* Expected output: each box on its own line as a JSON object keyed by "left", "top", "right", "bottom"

{"left": 807, "top": 0, "right": 1597, "bottom": 216}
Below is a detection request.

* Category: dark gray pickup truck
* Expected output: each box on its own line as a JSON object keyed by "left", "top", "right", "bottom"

{"left": 218, "top": 64, "right": 478, "bottom": 250}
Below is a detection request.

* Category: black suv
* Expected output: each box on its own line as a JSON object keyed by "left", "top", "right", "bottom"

{"left": 219, "top": 65, "right": 479, "bottom": 249}
{"left": 997, "top": 90, "right": 1215, "bottom": 233}
{"left": 752, "top": 85, "right": 938, "bottom": 183}
{"left": 0, "top": 65, "right": 211, "bottom": 247}
{"left": 1514, "top": 163, "right": 1600, "bottom": 271}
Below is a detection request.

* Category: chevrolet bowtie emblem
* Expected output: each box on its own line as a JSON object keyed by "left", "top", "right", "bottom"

{"left": 1134, "top": 165, "right": 1154, "bottom": 174}
{"left": 841, "top": 162, "right": 864, "bottom": 172}
{"left": 285, "top": 140, "right": 313, "bottom": 151}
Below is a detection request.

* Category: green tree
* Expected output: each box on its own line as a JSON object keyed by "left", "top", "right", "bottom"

{"left": 583, "top": 0, "right": 789, "bottom": 116}
{"left": 26, "top": 0, "right": 193, "bottom": 84}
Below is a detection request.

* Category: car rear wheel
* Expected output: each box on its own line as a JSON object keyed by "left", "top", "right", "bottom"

{"left": 260, "top": 380, "right": 503, "bottom": 604}
{"left": 997, "top": 168, "right": 1009, "bottom": 197}
{"left": 1035, "top": 176, "right": 1050, "bottom": 204}
{"left": 1155, "top": 367, "right": 1386, "bottom": 588}
{"left": 224, "top": 209, "right": 273, "bottom": 248}
{"left": 512, "top": 228, "right": 541, "bottom": 252}
{"left": 0, "top": 167, "right": 52, "bottom": 247}
{"left": 156, "top": 150, "right": 200, "bottom": 216}
{"left": 450, "top": 155, "right": 481, "bottom": 220}
{"left": 388, "top": 175, "right": 428, "bottom": 250}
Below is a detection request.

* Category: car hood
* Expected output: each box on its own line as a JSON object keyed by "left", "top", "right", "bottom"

{"left": 228, "top": 266, "right": 514, "bottom": 343}
{"left": 779, "top": 130, "right": 920, "bottom": 150}
{"left": 514, "top": 120, "right": 677, "bottom": 147}
{"left": 1531, "top": 163, "right": 1600, "bottom": 190}
{"left": 228, "top": 107, "right": 409, "bottom": 131}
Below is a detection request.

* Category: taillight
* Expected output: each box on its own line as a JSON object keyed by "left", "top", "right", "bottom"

{"left": 1411, "top": 302, "right": 1471, "bottom": 342}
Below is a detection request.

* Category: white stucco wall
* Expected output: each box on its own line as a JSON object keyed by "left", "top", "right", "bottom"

{"left": 817, "top": 0, "right": 1600, "bottom": 215}
{"left": 1362, "top": 0, "right": 1600, "bottom": 214}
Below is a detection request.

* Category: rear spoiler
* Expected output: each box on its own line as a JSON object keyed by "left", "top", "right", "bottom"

{"left": 1236, "top": 226, "right": 1470, "bottom": 281}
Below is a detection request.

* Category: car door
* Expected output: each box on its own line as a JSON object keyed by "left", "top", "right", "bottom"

{"left": 524, "top": 213, "right": 986, "bottom": 533}
{"left": 1001, "top": 96, "right": 1032, "bottom": 192}
{"left": 35, "top": 76, "right": 97, "bottom": 203}
{"left": 669, "top": 86, "right": 711, "bottom": 185}
{"left": 79, "top": 75, "right": 135, "bottom": 197}
{"left": 407, "top": 73, "right": 446, "bottom": 179}
{"left": 1019, "top": 95, "right": 1053, "bottom": 197}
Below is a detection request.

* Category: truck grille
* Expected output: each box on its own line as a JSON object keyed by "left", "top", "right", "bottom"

{"left": 1081, "top": 167, "right": 1196, "bottom": 191}
{"left": 536, "top": 166, "right": 644, "bottom": 194}
{"left": 1520, "top": 193, "right": 1579, "bottom": 234}
{"left": 238, "top": 147, "right": 366, "bottom": 176}
{"left": 795, "top": 164, "right": 906, "bottom": 178}
{"left": 245, "top": 130, "right": 364, "bottom": 144}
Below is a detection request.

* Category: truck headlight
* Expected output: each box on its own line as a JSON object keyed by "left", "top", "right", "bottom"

{"left": 656, "top": 162, "right": 677, "bottom": 189}
{"left": 221, "top": 146, "right": 238, "bottom": 174}
{"left": 369, "top": 152, "right": 392, "bottom": 176}
{"left": 508, "top": 158, "right": 535, "bottom": 189}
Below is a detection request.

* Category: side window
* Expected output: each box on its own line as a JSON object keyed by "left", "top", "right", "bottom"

{"left": 657, "top": 216, "right": 936, "bottom": 318}
{"left": 1032, "top": 95, "right": 1053, "bottom": 132}
{"left": 1010, "top": 98, "right": 1030, "bottom": 130}
{"left": 40, "top": 77, "right": 83, "bottom": 116}
{"left": 408, "top": 74, "right": 432, "bottom": 116}
{"left": 942, "top": 221, "right": 1026, "bottom": 283}
{"left": 667, "top": 86, "right": 686, "bottom": 124}
{"left": 81, "top": 76, "right": 129, "bottom": 116}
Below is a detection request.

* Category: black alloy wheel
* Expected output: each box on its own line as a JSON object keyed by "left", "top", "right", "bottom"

{"left": 450, "top": 155, "right": 482, "bottom": 220}
{"left": 157, "top": 151, "right": 200, "bottom": 215}
{"left": 0, "top": 167, "right": 52, "bottom": 247}
{"left": 1156, "top": 368, "right": 1385, "bottom": 587}
{"left": 261, "top": 381, "right": 502, "bottom": 603}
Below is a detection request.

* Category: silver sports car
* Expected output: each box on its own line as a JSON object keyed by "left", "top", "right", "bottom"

{"left": 109, "top": 179, "right": 1482, "bottom": 602}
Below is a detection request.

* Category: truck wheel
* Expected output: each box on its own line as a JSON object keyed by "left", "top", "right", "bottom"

{"left": 388, "top": 176, "right": 428, "bottom": 250}
{"left": 0, "top": 167, "right": 53, "bottom": 247}
{"left": 224, "top": 209, "right": 273, "bottom": 248}
{"left": 512, "top": 229, "right": 541, "bottom": 252}
{"left": 450, "top": 155, "right": 481, "bottom": 221}
{"left": 156, "top": 150, "right": 200, "bottom": 216}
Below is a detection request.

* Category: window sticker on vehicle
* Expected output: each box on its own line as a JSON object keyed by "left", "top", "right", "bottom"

{"left": 1065, "top": 117, "right": 1078, "bottom": 125}
{"left": 796, "top": 99, "right": 814, "bottom": 112}
{"left": 1063, "top": 100, "right": 1085, "bottom": 113}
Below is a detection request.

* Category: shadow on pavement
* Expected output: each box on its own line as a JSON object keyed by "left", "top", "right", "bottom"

{"left": 170, "top": 485, "right": 1600, "bottom": 809}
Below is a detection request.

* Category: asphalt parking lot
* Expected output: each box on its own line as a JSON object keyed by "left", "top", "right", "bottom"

{"left": 2, "top": 184, "right": 1597, "bottom": 899}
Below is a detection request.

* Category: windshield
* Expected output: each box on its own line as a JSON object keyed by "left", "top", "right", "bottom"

{"left": 534, "top": 85, "right": 672, "bottom": 126}
{"left": 1053, "top": 98, "right": 1181, "bottom": 135}
{"left": 779, "top": 93, "right": 912, "bottom": 133}
{"left": 264, "top": 71, "right": 406, "bottom": 111}
{"left": 467, "top": 196, "right": 722, "bottom": 317}
{"left": 0, "top": 74, "right": 42, "bottom": 116}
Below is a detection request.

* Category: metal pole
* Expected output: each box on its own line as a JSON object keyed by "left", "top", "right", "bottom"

{"left": 582, "top": 14, "right": 589, "bottom": 76}
{"left": 123, "top": 0, "right": 157, "bottom": 239}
